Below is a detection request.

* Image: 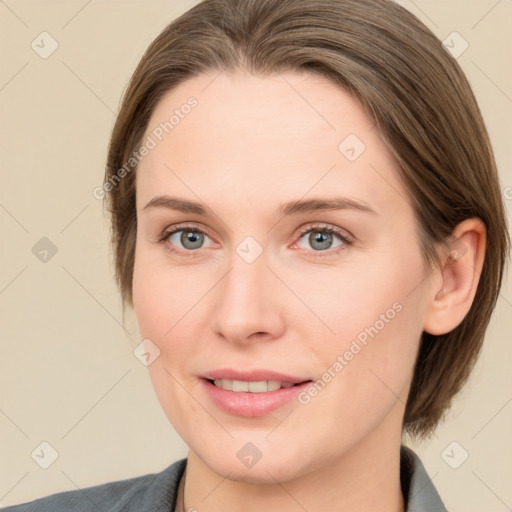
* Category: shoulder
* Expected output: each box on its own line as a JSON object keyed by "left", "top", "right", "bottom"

{"left": 1, "top": 458, "right": 187, "bottom": 512}
{"left": 400, "top": 445, "right": 449, "bottom": 512}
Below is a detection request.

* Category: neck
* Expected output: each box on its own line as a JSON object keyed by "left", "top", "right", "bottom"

{"left": 182, "top": 428, "right": 405, "bottom": 512}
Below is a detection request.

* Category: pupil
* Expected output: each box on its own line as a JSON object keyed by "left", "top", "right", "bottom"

{"left": 310, "top": 231, "right": 332, "bottom": 250}
{"left": 182, "top": 231, "right": 203, "bottom": 249}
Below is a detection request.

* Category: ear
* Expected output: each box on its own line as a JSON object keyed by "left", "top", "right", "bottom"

{"left": 423, "top": 218, "right": 487, "bottom": 336}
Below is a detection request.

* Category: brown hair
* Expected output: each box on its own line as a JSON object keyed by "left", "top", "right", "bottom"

{"left": 104, "top": 0, "right": 510, "bottom": 438}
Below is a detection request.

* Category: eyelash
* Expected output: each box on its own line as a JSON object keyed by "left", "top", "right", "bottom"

{"left": 157, "top": 222, "right": 354, "bottom": 257}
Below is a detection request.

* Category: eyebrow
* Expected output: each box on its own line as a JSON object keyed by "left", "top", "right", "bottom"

{"left": 142, "top": 195, "right": 377, "bottom": 217}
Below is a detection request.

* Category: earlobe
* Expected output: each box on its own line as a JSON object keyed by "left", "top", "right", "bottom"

{"left": 423, "top": 218, "right": 487, "bottom": 336}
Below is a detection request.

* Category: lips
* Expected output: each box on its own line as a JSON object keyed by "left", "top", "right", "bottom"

{"left": 199, "top": 368, "right": 314, "bottom": 417}
{"left": 201, "top": 368, "right": 310, "bottom": 384}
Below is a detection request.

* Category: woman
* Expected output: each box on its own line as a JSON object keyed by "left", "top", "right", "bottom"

{"left": 4, "top": 0, "right": 509, "bottom": 510}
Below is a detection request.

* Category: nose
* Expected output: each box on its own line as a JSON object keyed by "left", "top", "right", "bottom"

{"left": 210, "top": 248, "right": 286, "bottom": 345}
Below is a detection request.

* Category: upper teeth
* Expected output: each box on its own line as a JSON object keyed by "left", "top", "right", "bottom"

{"left": 213, "top": 379, "right": 295, "bottom": 392}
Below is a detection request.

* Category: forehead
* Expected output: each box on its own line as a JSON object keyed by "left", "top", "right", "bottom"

{"left": 136, "top": 70, "right": 410, "bottom": 219}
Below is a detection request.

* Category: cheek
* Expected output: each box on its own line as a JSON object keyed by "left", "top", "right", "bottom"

{"left": 132, "top": 251, "right": 203, "bottom": 432}
{"left": 132, "top": 264, "right": 168, "bottom": 340}
{"left": 315, "top": 259, "right": 425, "bottom": 421}
{"left": 132, "top": 246, "right": 215, "bottom": 371}
{"left": 132, "top": 245, "right": 192, "bottom": 339}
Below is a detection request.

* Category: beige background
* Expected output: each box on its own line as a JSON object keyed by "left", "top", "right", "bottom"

{"left": 0, "top": 0, "right": 511, "bottom": 510}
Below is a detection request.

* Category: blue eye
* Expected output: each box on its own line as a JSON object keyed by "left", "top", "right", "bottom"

{"left": 295, "top": 225, "right": 353, "bottom": 253}
{"left": 162, "top": 227, "right": 212, "bottom": 251}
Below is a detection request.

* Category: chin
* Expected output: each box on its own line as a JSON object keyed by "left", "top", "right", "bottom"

{"left": 194, "top": 441, "right": 313, "bottom": 484}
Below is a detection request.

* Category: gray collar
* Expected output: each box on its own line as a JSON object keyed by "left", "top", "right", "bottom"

{"left": 401, "top": 445, "right": 449, "bottom": 512}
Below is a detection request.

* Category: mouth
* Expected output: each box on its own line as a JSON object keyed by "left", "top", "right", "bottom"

{"left": 200, "top": 374, "right": 314, "bottom": 417}
{"left": 205, "top": 378, "right": 312, "bottom": 393}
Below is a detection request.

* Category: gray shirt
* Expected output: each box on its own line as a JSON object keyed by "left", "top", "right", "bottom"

{"left": 1, "top": 445, "right": 448, "bottom": 511}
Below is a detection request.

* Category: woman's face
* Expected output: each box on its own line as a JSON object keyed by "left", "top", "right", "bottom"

{"left": 133, "top": 70, "right": 436, "bottom": 481}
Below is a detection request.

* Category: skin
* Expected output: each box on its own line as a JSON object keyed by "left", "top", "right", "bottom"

{"left": 132, "top": 70, "right": 486, "bottom": 512}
